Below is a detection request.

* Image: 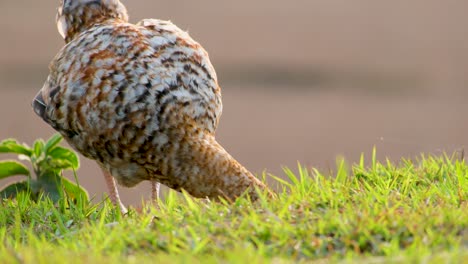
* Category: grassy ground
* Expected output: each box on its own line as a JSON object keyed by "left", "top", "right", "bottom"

{"left": 0, "top": 151, "right": 467, "bottom": 263}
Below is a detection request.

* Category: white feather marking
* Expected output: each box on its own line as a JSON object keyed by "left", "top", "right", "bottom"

{"left": 57, "top": 16, "right": 68, "bottom": 39}
{"left": 149, "top": 36, "right": 170, "bottom": 47}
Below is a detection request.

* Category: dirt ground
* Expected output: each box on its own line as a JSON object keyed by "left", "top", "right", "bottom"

{"left": 1, "top": 1, "right": 467, "bottom": 205}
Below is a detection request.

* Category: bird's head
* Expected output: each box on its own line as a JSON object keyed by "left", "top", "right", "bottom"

{"left": 57, "top": 0, "right": 129, "bottom": 43}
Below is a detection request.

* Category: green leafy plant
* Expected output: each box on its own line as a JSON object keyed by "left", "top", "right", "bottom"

{"left": 0, "top": 134, "right": 88, "bottom": 202}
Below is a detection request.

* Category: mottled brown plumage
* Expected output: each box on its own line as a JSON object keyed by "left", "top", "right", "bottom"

{"left": 33, "top": 0, "right": 270, "bottom": 212}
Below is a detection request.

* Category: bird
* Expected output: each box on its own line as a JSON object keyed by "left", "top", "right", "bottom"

{"left": 32, "top": 0, "right": 271, "bottom": 213}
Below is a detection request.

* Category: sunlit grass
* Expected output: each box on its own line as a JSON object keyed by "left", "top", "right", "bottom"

{"left": 1, "top": 150, "right": 467, "bottom": 263}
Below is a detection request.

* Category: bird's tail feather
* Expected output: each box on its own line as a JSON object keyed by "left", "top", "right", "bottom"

{"left": 162, "top": 134, "right": 272, "bottom": 201}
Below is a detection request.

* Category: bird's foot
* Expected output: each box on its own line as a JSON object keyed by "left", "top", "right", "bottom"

{"left": 116, "top": 199, "right": 128, "bottom": 215}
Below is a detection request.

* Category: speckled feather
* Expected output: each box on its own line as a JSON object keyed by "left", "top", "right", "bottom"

{"left": 33, "top": 0, "right": 270, "bottom": 201}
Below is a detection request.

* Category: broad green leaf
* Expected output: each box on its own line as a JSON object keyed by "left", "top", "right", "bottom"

{"left": 47, "top": 146, "right": 80, "bottom": 170}
{"left": 0, "top": 139, "right": 32, "bottom": 156}
{"left": 0, "top": 180, "right": 30, "bottom": 199}
{"left": 0, "top": 160, "right": 29, "bottom": 179}
{"left": 62, "top": 177, "right": 88, "bottom": 201}
{"left": 33, "top": 139, "right": 45, "bottom": 158}
{"left": 44, "top": 133, "right": 63, "bottom": 154}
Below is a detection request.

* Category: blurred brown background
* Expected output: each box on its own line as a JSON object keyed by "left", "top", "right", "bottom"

{"left": 1, "top": 0, "right": 467, "bottom": 205}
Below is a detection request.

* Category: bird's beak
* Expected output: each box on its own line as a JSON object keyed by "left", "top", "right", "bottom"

{"left": 32, "top": 90, "right": 48, "bottom": 121}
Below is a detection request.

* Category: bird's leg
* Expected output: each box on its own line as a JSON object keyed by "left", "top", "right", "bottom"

{"left": 100, "top": 167, "right": 128, "bottom": 214}
{"left": 151, "top": 180, "right": 160, "bottom": 201}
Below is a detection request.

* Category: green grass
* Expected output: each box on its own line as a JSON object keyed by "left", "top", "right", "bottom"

{"left": 1, "top": 151, "right": 467, "bottom": 263}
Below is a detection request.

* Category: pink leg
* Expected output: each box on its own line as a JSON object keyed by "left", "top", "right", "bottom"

{"left": 151, "top": 180, "right": 161, "bottom": 201}
{"left": 100, "top": 167, "right": 128, "bottom": 214}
